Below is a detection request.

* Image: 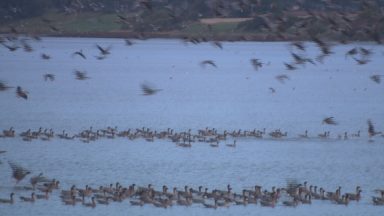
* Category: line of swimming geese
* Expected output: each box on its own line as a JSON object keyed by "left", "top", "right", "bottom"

{"left": 1, "top": 126, "right": 382, "bottom": 145}
{"left": 1, "top": 181, "right": 384, "bottom": 208}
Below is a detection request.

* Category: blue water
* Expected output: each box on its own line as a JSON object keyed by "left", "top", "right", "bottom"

{"left": 0, "top": 37, "right": 384, "bottom": 215}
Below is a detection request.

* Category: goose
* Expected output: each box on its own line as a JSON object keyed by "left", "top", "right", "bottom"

{"left": 0, "top": 193, "right": 14, "bottom": 204}
{"left": 96, "top": 44, "right": 111, "bottom": 55}
{"left": 0, "top": 81, "right": 14, "bottom": 91}
{"left": 346, "top": 186, "right": 362, "bottom": 201}
{"left": 334, "top": 194, "right": 349, "bottom": 205}
{"left": 74, "top": 70, "right": 89, "bottom": 80}
{"left": 200, "top": 60, "right": 217, "bottom": 68}
{"left": 298, "top": 130, "right": 308, "bottom": 138}
{"left": 16, "top": 86, "right": 28, "bottom": 100}
{"left": 8, "top": 161, "right": 31, "bottom": 183}
{"left": 43, "top": 74, "right": 55, "bottom": 81}
{"left": 322, "top": 117, "right": 338, "bottom": 125}
{"left": 20, "top": 192, "right": 35, "bottom": 202}
{"left": 250, "top": 58, "right": 263, "bottom": 70}
{"left": 130, "top": 199, "right": 144, "bottom": 206}
{"left": 210, "top": 141, "right": 219, "bottom": 147}
{"left": 203, "top": 199, "right": 218, "bottom": 209}
{"left": 226, "top": 140, "right": 236, "bottom": 147}
{"left": 72, "top": 50, "right": 86, "bottom": 59}
{"left": 36, "top": 191, "right": 49, "bottom": 200}
{"left": 62, "top": 195, "right": 76, "bottom": 205}
{"left": 83, "top": 197, "right": 96, "bottom": 208}
{"left": 141, "top": 83, "right": 162, "bottom": 96}
{"left": 282, "top": 197, "right": 299, "bottom": 207}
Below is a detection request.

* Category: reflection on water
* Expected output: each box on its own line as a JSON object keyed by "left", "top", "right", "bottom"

{"left": 0, "top": 38, "right": 384, "bottom": 215}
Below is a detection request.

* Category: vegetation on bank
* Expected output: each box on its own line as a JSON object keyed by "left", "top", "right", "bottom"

{"left": 0, "top": 0, "right": 384, "bottom": 42}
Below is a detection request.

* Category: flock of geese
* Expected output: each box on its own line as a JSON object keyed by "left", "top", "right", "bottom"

{"left": 4, "top": 151, "right": 384, "bottom": 209}
{"left": 0, "top": 119, "right": 382, "bottom": 146}
{"left": 0, "top": 162, "right": 384, "bottom": 209}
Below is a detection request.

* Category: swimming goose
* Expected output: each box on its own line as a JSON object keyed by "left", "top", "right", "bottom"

{"left": 62, "top": 195, "right": 76, "bottom": 205}
{"left": 226, "top": 140, "right": 236, "bottom": 147}
{"left": 298, "top": 130, "right": 308, "bottom": 138}
{"left": 346, "top": 186, "right": 361, "bottom": 201}
{"left": 203, "top": 199, "right": 218, "bottom": 209}
{"left": 282, "top": 197, "right": 299, "bottom": 207}
{"left": 334, "top": 194, "right": 349, "bottom": 205}
{"left": 130, "top": 199, "right": 144, "bottom": 206}
{"left": 20, "top": 192, "right": 35, "bottom": 202}
{"left": 83, "top": 197, "right": 96, "bottom": 208}
{"left": 36, "top": 191, "right": 49, "bottom": 200}
{"left": 141, "top": 83, "right": 162, "bottom": 96}
{"left": 0, "top": 193, "right": 14, "bottom": 204}
{"left": 210, "top": 141, "right": 219, "bottom": 147}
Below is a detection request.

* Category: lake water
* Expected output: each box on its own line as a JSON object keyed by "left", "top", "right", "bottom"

{"left": 0, "top": 37, "right": 384, "bottom": 215}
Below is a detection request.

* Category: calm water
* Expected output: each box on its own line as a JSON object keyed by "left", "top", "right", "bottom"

{"left": 0, "top": 37, "right": 384, "bottom": 215}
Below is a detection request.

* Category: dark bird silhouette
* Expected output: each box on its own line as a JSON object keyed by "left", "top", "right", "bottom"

{"left": 368, "top": 119, "right": 381, "bottom": 138}
{"left": 284, "top": 63, "right": 297, "bottom": 70}
{"left": 125, "top": 39, "right": 133, "bottom": 46}
{"left": 96, "top": 45, "right": 111, "bottom": 55}
{"left": 141, "top": 83, "right": 162, "bottom": 96}
{"left": 8, "top": 161, "right": 31, "bottom": 184}
{"left": 16, "top": 86, "right": 28, "bottom": 100}
{"left": 212, "top": 41, "right": 223, "bottom": 49}
{"left": 275, "top": 74, "right": 290, "bottom": 83}
{"left": 291, "top": 41, "right": 305, "bottom": 51}
{"left": 322, "top": 117, "right": 338, "bottom": 125}
{"left": 0, "top": 81, "right": 13, "bottom": 91}
{"left": 49, "top": 25, "right": 60, "bottom": 32}
{"left": 353, "top": 57, "right": 369, "bottom": 65}
{"left": 250, "top": 59, "right": 263, "bottom": 70}
{"left": 359, "top": 47, "right": 372, "bottom": 56}
{"left": 2, "top": 43, "right": 19, "bottom": 52}
{"left": 345, "top": 47, "right": 358, "bottom": 58}
{"left": 43, "top": 74, "right": 55, "bottom": 81}
{"left": 269, "top": 87, "right": 276, "bottom": 93}
{"left": 72, "top": 50, "right": 86, "bottom": 59}
{"left": 370, "top": 75, "right": 381, "bottom": 84}
{"left": 200, "top": 60, "right": 217, "bottom": 68}
{"left": 74, "top": 70, "right": 89, "bottom": 80}
{"left": 41, "top": 53, "right": 51, "bottom": 60}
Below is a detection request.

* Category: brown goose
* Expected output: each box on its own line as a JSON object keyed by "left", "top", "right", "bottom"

{"left": 8, "top": 161, "right": 31, "bottom": 184}
{"left": 20, "top": 192, "right": 35, "bottom": 202}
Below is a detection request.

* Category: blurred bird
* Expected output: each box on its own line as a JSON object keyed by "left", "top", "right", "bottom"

{"left": 8, "top": 161, "right": 31, "bottom": 184}
{"left": 0, "top": 81, "right": 14, "bottom": 91}
{"left": 200, "top": 60, "right": 217, "bottom": 68}
{"left": 291, "top": 41, "right": 305, "bottom": 51}
{"left": 284, "top": 63, "right": 297, "bottom": 70}
{"left": 212, "top": 41, "right": 223, "bottom": 49}
{"left": 41, "top": 53, "right": 51, "bottom": 60}
{"left": 125, "top": 39, "right": 133, "bottom": 46}
{"left": 96, "top": 44, "right": 111, "bottom": 55}
{"left": 250, "top": 58, "right": 263, "bottom": 70}
{"left": 16, "top": 86, "right": 28, "bottom": 100}
{"left": 345, "top": 47, "right": 358, "bottom": 58}
{"left": 322, "top": 117, "right": 338, "bottom": 125}
{"left": 43, "top": 74, "right": 55, "bottom": 81}
{"left": 370, "top": 75, "right": 381, "bottom": 84}
{"left": 141, "top": 83, "right": 162, "bottom": 96}
{"left": 2, "top": 44, "right": 19, "bottom": 52}
{"left": 72, "top": 50, "right": 86, "bottom": 59}
{"left": 74, "top": 70, "right": 89, "bottom": 80}
{"left": 368, "top": 119, "right": 381, "bottom": 138}
{"left": 49, "top": 25, "right": 60, "bottom": 32}
{"left": 353, "top": 58, "right": 369, "bottom": 65}
{"left": 269, "top": 87, "right": 276, "bottom": 93}
{"left": 275, "top": 74, "right": 290, "bottom": 83}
